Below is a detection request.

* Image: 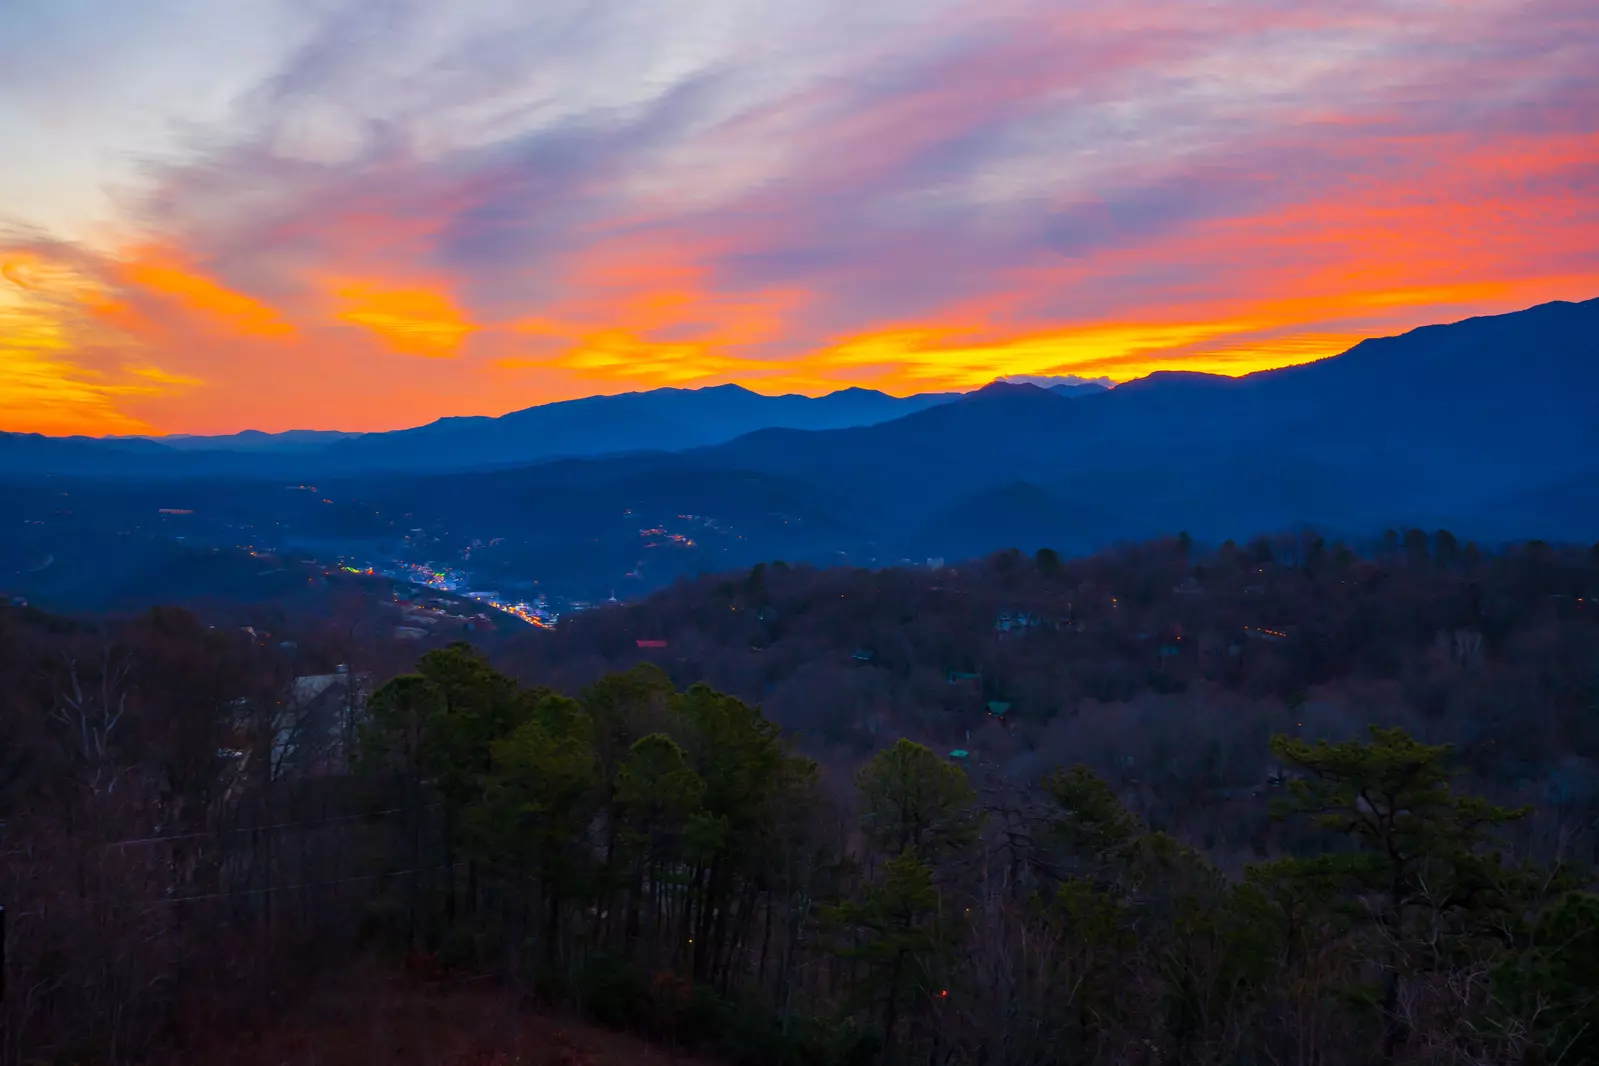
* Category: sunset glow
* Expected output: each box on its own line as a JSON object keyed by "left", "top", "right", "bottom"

{"left": 1, "top": 0, "right": 1595, "bottom": 436}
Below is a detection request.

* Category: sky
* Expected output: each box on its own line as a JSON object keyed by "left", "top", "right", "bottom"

{"left": 1, "top": 0, "right": 1596, "bottom": 437}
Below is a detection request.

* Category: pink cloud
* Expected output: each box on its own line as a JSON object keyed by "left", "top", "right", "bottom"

{"left": 3, "top": 0, "right": 1595, "bottom": 432}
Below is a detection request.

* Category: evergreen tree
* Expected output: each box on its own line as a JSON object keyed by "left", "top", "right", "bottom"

{"left": 1494, "top": 891, "right": 1599, "bottom": 1064}
{"left": 856, "top": 739, "right": 978, "bottom": 864}
{"left": 825, "top": 849, "right": 962, "bottom": 1065}
{"left": 1271, "top": 727, "right": 1530, "bottom": 1062}
{"left": 473, "top": 694, "right": 599, "bottom": 974}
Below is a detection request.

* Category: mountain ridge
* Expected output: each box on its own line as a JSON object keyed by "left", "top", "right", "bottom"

{"left": 0, "top": 383, "right": 966, "bottom": 477}
{"left": 5, "top": 297, "right": 1597, "bottom": 609}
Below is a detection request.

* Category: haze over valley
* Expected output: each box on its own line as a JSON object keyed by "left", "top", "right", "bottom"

{"left": 5, "top": 298, "right": 1595, "bottom": 616}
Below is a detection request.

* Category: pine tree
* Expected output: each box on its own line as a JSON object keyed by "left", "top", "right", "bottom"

{"left": 473, "top": 694, "right": 599, "bottom": 975}
{"left": 1271, "top": 727, "right": 1529, "bottom": 1062}
{"left": 856, "top": 739, "right": 978, "bottom": 864}
{"left": 825, "top": 849, "right": 962, "bottom": 1065}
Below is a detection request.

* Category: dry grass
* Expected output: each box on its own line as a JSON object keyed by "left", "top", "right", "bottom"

{"left": 163, "top": 961, "right": 714, "bottom": 1066}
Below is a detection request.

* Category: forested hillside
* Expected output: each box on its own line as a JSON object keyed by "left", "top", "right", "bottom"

{"left": 501, "top": 532, "right": 1599, "bottom": 855}
{"left": 0, "top": 532, "right": 1596, "bottom": 1064}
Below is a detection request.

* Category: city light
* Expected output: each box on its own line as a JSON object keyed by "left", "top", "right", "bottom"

{"left": 330, "top": 555, "right": 563, "bottom": 629}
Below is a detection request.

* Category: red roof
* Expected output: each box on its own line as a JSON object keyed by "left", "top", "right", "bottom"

{"left": 636, "top": 639, "right": 668, "bottom": 648}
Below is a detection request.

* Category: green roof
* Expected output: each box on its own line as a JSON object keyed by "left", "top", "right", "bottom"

{"left": 986, "top": 701, "right": 1012, "bottom": 715}
{"left": 949, "top": 749, "right": 970, "bottom": 759}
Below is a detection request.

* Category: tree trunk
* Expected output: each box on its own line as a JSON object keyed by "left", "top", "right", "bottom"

{"left": 679, "top": 862, "right": 701, "bottom": 972}
{"left": 546, "top": 890, "right": 562, "bottom": 972}
{"left": 410, "top": 775, "right": 426, "bottom": 951}
{"left": 882, "top": 948, "right": 905, "bottom": 1065}
{"left": 1379, "top": 872, "right": 1407, "bottom": 1063}
{"left": 443, "top": 806, "right": 457, "bottom": 925}
{"left": 757, "top": 897, "right": 775, "bottom": 996}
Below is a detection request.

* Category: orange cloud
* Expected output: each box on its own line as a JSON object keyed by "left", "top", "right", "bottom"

{"left": 4, "top": 2, "right": 1595, "bottom": 435}
{"left": 332, "top": 282, "right": 475, "bottom": 357}
{"left": 118, "top": 251, "right": 292, "bottom": 336}
{"left": 0, "top": 244, "right": 200, "bottom": 435}
{"left": 495, "top": 240, "right": 805, "bottom": 391}
{"left": 544, "top": 330, "right": 762, "bottom": 384}
{"left": 789, "top": 319, "right": 1333, "bottom": 394}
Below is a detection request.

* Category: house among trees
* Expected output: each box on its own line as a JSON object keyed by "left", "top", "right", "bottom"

{"left": 947, "top": 670, "right": 980, "bottom": 684}
{"left": 986, "top": 700, "right": 1012, "bottom": 719}
{"left": 271, "top": 665, "right": 370, "bottom": 779}
{"left": 1263, "top": 763, "right": 1289, "bottom": 789}
{"left": 1437, "top": 627, "right": 1484, "bottom": 665}
{"left": 994, "top": 611, "right": 1041, "bottom": 634}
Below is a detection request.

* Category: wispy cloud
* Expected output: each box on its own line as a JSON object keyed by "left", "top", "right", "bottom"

{"left": 1, "top": 0, "right": 1595, "bottom": 432}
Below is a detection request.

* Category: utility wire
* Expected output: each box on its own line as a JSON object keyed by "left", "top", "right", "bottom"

{"left": 102, "top": 805, "right": 439, "bottom": 849}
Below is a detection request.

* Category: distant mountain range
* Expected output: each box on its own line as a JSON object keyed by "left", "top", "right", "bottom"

{"left": 345, "top": 297, "right": 1599, "bottom": 568}
{"left": 316, "top": 384, "right": 964, "bottom": 472}
{"left": 0, "top": 384, "right": 963, "bottom": 477}
{"left": 110, "top": 429, "right": 361, "bottom": 453}
{"left": 735, "top": 297, "right": 1599, "bottom": 547}
{"left": 1047, "top": 382, "right": 1113, "bottom": 398}
{"left": 3, "top": 298, "right": 1595, "bottom": 609}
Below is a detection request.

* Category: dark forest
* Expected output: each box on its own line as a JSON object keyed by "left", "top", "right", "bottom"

{"left": 1, "top": 530, "right": 1596, "bottom": 1065}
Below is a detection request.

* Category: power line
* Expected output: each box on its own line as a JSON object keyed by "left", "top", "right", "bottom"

{"left": 148, "top": 863, "right": 458, "bottom": 906}
{"left": 102, "top": 805, "right": 439, "bottom": 849}
{"left": 8, "top": 863, "right": 463, "bottom": 916}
